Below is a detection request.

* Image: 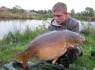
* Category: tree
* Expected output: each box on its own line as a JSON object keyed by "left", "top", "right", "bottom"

{"left": 71, "top": 9, "right": 75, "bottom": 17}
{"left": 85, "top": 7, "right": 95, "bottom": 17}
{"left": 11, "top": 5, "right": 25, "bottom": 13}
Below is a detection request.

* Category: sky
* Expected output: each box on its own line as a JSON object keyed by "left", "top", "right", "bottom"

{"left": 0, "top": 0, "right": 95, "bottom": 13}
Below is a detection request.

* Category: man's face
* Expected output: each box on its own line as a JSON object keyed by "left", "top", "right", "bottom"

{"left": 52, "top": 11, "right": 68, "bottom": 24}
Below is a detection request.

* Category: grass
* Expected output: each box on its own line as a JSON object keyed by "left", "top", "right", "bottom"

{"left": 0, "top": 28, "right": 95, "bottom": 70}
{"left": 71, "top": 32, "right": 95, "bottom": 70}
{"left": 0, "top": 43, "right": 27, "bottom": 66}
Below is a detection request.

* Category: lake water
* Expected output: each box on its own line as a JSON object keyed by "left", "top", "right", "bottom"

{"left": 0, "top": 20, "right": 49, "bottom": 40}
{"left": 0, "top": 19, "right": 95, "bottom": 40}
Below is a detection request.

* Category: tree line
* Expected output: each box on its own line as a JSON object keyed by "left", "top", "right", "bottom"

{"left": 0, "top": 5, "right": 95, "bottom": 20}
{"left": 71, "top": 7, "right": 95, "bottom": 21}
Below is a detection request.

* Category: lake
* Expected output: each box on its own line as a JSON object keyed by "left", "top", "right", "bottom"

{"left": 0, "top": 19, "right": 95, "bottom": 40}
{"left": 0, "top": 20, "right": 49, "bottom": 40}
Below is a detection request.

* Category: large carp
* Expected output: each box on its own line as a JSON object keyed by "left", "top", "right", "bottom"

{"left": 15, "top": 30, "right": 84, "bottom": 68}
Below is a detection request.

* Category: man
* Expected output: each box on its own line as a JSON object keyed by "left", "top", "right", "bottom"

{"left": 48, "top": 2, "right": 83, "bottom": 68}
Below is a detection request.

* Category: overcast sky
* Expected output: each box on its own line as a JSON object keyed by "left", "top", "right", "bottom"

{"left": 0, "top": 0, "right": 95, "bottom": 12}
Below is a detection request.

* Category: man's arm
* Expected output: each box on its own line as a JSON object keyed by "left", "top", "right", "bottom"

{"left": 72, "top": 22, "right": 79, "bottom": 33}
{"left": 68, "top": 18, "right": 80, "bottom": 33}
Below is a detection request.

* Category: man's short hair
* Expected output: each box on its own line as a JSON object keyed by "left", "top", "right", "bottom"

{"left": 52, "top": 2, "right": 67, "bottom": 13}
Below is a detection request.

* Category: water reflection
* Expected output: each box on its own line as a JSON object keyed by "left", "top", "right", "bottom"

{"left": 0, "top": 20, "right": 49, "bottom": 39}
